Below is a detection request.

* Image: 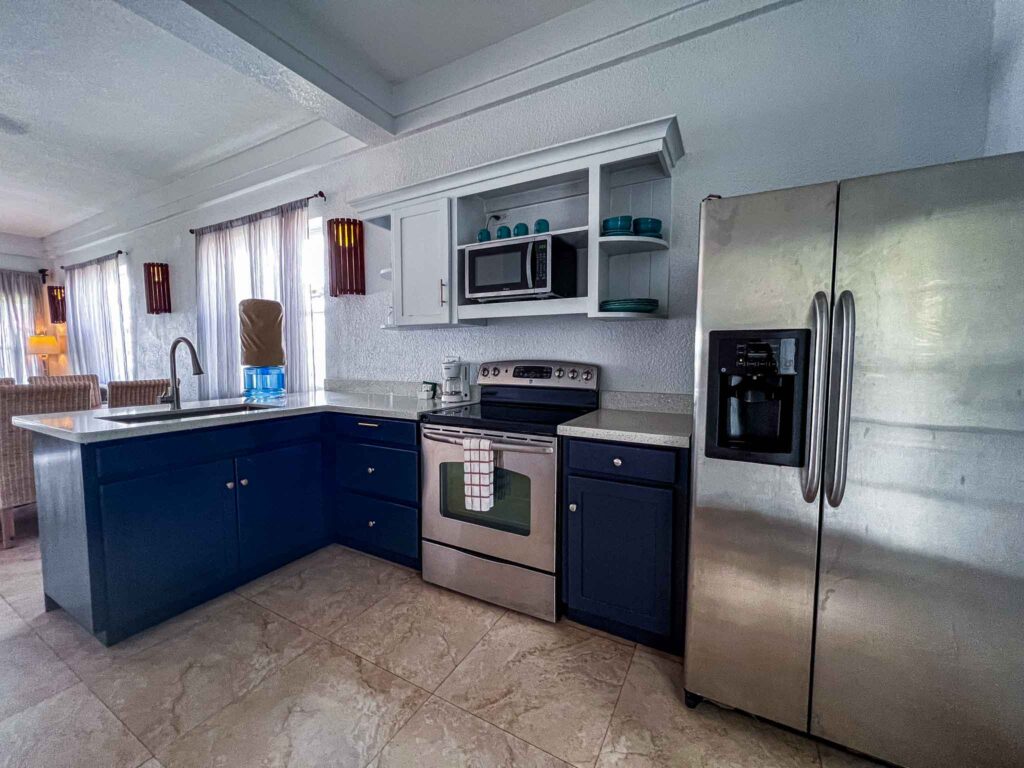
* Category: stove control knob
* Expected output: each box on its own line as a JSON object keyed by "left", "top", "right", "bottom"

{"left": 582, "top": 369, "right": 593, "bottom": 382}
{"left": 568, "top": 368, "right": 579, "bottom": 380}
{"left": 480, "top": 367, "right": 489, "bottom": 377}
{"left": 554, "top": 368, "right": 565, "bottom": 378}
{"left": 491, "top": 366, "right": 500, "bottom": 377}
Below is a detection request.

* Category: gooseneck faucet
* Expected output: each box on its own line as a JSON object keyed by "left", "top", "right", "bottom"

{"left": 162, "top": 337, "right": 205, "bottom": 410}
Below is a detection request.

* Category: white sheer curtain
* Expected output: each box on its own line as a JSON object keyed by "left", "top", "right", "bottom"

{"left": 0, "top": 269, "right": 44, "bottom": 382}
{"left": 65, "top": 253, "right": 132, "bottom": 384}
{"left": 195, "top": 199, "right": 311, "bottom": 399}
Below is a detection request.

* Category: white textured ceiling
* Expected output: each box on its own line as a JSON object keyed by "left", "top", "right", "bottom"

{"left": 0, "top": 0, "right": 347, "bottom": 238}
{"left": 283, "top": 0, "right": 593, "bottom": 83}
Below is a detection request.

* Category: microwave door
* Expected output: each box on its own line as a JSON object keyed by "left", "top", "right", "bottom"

{"left": 466, "top": 241, "right": 534, "bottom": 299}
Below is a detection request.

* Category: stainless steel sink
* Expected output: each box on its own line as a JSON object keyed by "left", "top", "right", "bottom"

{"left": 98, "top": 404, "right": 276, "bottom": 424}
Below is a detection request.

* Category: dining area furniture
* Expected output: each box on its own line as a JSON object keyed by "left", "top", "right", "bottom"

{"left": 29, "top": 373, "right": 102, "bottom": 408}
{"left": 0, "top": 382, "right": 93, "bottom": 547}
{"left": 107, "top": 378, "right": 172, "bottom": 408}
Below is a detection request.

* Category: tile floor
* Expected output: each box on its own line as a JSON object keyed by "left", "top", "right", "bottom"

{"left": 0, "top": 524, "right": 883, "bottom": 768}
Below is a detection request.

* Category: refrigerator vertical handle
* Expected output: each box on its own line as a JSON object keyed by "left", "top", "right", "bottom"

{"left": 801, "top": 291, "right": 830, "bottom": 502}
{"left": 824, "top": 290, "right": 856, "bottom": 507}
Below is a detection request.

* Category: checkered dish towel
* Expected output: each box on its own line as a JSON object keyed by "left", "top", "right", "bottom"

{"left": 463, "top": 437, "right": 495, "bottom": 512}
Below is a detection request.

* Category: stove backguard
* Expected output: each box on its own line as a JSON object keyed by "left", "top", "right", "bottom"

{"left": 704, "top": 329, "right": 810, "bottom": 467}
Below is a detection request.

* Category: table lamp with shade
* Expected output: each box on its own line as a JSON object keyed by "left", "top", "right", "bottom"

{"left": 27, "top": 333, "right": 60, "bottom": 376}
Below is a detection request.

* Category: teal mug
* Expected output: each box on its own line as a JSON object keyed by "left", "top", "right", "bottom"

{"left": 534, "top": 218, "right": 550, "bottom": 233}
{"left": 477, "top": 228, "right": 491, "bottom": 242}
{"left": 513, "top": 222, "right": 529, "bottom": 237}
{"left": 496, "top": 225, "right": 511, "bottom": 239}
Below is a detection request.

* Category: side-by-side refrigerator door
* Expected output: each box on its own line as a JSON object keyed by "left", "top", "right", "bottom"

{"left": 812, "top": 153, "right": 1024, "bottom": 768}
{"left": 686, "top": 182, "right": 836, "bottom": 730}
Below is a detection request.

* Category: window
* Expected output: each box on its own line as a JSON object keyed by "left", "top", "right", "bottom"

{"left": 303, "top": 217, "right": 327, "bottom": 390}
{"left": 0, "top": 269, "right": 45, "bottom": 382}
{"left": 64, "top": 253, "right": 132, "bottom": 384}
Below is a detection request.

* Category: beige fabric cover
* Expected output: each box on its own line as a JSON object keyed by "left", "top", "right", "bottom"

{"left": 239, "top": 299, "right": 285, "bottom": 367}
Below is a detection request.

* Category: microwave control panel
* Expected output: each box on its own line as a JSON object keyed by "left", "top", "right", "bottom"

{"left": 533, "top": 240, "right": 547, "bottom": 284}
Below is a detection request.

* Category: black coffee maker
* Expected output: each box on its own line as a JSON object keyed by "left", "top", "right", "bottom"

{"left": 705, "top": 329, "right": 810, "bottom": 467}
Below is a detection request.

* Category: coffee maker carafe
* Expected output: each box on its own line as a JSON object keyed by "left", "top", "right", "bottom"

{"left": 441, "top": 356, "right": 471, "bottom": 404}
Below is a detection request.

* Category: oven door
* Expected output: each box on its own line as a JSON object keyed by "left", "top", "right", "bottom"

{"left": 464, "top": 239, "right": 548, "bottom": 300}
{"left": 421, "top": 425, "right": 557, "bottom": 572}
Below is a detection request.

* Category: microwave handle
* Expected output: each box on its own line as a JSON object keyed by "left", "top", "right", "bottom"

{"left": 525, "top": 241, "right": 534, "bottom": 288}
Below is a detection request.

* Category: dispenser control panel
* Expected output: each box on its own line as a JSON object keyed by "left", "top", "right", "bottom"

{"left": 722, "top": 338, "right": 798, "bottom": 375}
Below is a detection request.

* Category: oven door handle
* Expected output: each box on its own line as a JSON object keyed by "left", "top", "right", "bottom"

{"left": 422, "top": 432, "right": 554, "bottom": 455}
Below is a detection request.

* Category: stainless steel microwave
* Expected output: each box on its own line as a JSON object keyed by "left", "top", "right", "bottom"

{"left": 464, "top": 234, "right": 578, "bottom": 301}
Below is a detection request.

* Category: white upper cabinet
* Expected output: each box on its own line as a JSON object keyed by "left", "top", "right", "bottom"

{"left": 390, "top": 198, "right": 451, "bottom": 326}
{"left": 353, "top": 117, "right": 683, "bottom": 327}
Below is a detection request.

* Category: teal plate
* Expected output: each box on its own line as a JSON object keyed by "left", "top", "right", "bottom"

{"left": 601, "top": 229, "right": 634, "bottom": 236}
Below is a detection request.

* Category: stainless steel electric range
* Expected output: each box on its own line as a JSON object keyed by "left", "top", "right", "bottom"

{"left": 419, "top": 360, "right": 599, "bottom": 621}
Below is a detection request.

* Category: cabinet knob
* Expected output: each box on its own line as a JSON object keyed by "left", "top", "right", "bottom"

{"left": 612, "top": 458, "right": 623, "bottom": 467}
{"left": 568, "top": 503, "right": 577, "bottom": 512}
{"left": 367, "top": 466, "right": 375, "bottom": 474}
{"left": 240, "top": 478, "right": 249, "bottom": 486}
{"left": 225, "top": 481, "right": 235, "bottom": 490}
{"left": 368, "top": 520, "right": 376, "bottom": 527}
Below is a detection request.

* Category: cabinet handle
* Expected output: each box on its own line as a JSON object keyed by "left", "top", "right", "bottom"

{"left": 439, "top": 278, "right": 446, "bottom": 306}
{"left": 225, "top": 481, "right": 235, "bottom": 490}
{"left": 240, "top": 478, "right": 249, "bottom": 486}
{"left": 357, "top": 422, "right": 379, "bottom": 428}
{"left": 368, "top": 520, "right": 376, "bottom": 527}
{"left": 612, "top": 458, "right": 623, "bottom": 467}
{"left": 367, "top": 466, "right": 375, "bottom": 474}
{"left": 568, "top": 503, "right": 577, "bottom": 512}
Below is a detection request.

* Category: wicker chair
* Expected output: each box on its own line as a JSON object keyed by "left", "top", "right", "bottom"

{"left": 0, "top": 383, "right": 92, "bottom": 548}
{"left": 29, "top": 374, "right": 102, "bottom": 409}
{"left": 0, "top": 378, "right": 13, "bottom": 386}
{"left": 107, "top": 379, "right": 171, "bottom": 408}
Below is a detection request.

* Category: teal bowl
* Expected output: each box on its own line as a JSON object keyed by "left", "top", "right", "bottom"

{"left": 602, "top": 215, "right": 632, "bottom": 234}
{"left": 632, "top": 217, "right": 662, "bottom": 236}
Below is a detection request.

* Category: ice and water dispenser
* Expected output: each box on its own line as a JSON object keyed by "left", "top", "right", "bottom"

{"left": 704, "top": 329, "right": 810, "bottom": 467}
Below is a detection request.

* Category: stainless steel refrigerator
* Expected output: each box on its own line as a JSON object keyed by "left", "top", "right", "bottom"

{"left": 686, "top": 152, "right": 1024, "bottom": 768}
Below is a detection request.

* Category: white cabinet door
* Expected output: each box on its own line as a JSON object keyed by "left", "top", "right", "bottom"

{"left": 391, "top": 198, "right": 451, "bottom": 326}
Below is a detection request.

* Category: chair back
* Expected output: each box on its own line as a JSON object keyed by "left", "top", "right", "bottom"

{"left": 0, "top": 378, "right": 14, "bottom": 386}
{"left": 107, "top": 379, "right": 171, "bottom": 408}
{"left": 0, "top": 383, "right": 92, "bottom": 509}
{"left": 29, "top": 374, "right": 101, "bottom": 408}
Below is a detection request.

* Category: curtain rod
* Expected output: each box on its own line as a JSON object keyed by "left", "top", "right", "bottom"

{"left": 60, "top": 250, "right": 124, "bottom": 270}
{"left": 189, "top": 190, "right": 326, "bottom": 235}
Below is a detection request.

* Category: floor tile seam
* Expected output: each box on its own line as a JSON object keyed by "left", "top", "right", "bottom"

{"left": 0, "top": 669, "right": 84, "bottom": 730}
{"left": 427, "top": 691, "right": 576, "bottom": 767}
{"left": 230, "top": 590, "right": 437, "bottom": 701}
{"left": 428, "top": 608, "right": 508, "bottom": 694}
{"left": 359, "top": 687, "right": 434, "bottom": 768}
{"left": 591, "top": 644, "right": 637, "bottom": 767}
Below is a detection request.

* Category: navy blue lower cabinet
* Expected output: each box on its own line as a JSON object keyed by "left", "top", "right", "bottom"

{"left": 236, "top": 440, "right": 326, "bottom": 577}
{"left": 565, "top": 475, "right": 674, "bottom": 635}
{"left": 99, "top": 459, "right": 238, "bottom": 642}
{"left": 335, "top": 493, "right": 419, "bottom": 565}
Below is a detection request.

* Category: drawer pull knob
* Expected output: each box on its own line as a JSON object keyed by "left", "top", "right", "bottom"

{"left": 240, "top": 478, "right": 249, "bottom": 486}
{"left": 358, "top": 422, "right": 379, "bottom": 428}
{"left": 225, "top": 481, "right": 235, "bottom": 490}
{"left": 612, "top": 458, "right": 623, "bottom": 467}
{"left": 568, "top": 503, "right": 577, "bottom": 512}
{"left": 368, "top": 520, "right": 376, "bottom": 527}
{"left": 367, "top": 466, "right": 375, "bottom": 474}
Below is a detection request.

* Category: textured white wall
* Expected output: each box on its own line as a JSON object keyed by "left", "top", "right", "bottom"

{"left": 47, "top": 0, "right": 997, "bottom": 399}
{"left": 986, "top": 0, "right": 1024, "bottom": 155}
{"left": 324, "top": 0, "right": 993, "bottom": 394}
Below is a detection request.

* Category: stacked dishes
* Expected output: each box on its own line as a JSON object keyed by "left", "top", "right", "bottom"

{"left": 599, "top": 298, "right": 660, "bottom": 313}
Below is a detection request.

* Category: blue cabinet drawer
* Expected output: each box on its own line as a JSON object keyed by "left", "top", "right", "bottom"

{"left": 335, "top": 442, "right": 418, "bottom": 503}
{"left": 95, "top": 415, "right": 321, "bottom": 480}
{"left": 336, "top": 493, "right": 419, "bottom": 560}
{"left": 331, "top": 413, "right": 417, "bottom": 446}
{"left": 567, "top": 439, "right": 676, "bottom": 485}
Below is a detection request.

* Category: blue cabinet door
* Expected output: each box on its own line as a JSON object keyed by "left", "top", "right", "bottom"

{"left": 565, "top": 476, "right": 674, "bottom": 634}
{"left": 100, "top": 459, "right": 238, "bottom": 637}
{"left": 236, "top": 440, "right": 325, "bottom": 575}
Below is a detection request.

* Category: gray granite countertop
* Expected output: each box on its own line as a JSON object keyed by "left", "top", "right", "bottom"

{"left": 558, "top": 408, "right": 692, "bottom": 448}
{"left": 12, "top": 390, "right": 459, "bottom": 444}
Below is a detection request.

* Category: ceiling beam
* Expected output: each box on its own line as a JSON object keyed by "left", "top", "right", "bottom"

{"left": 114, "top": 0, "right": 397, "bottom": 144}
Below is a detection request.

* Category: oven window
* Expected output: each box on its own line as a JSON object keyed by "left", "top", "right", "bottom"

{"left": 474, "top": 251, "right": 523, "bottom": 287}
{"left": 439, "top": 462, "right": 531, "bottom": 536}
